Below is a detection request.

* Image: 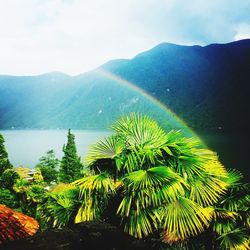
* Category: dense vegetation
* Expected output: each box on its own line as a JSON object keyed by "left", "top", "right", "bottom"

{"left": 0, "top": 130, "right": 83, "bottom": 218}
{"left": 1, "top": 114, "right": 249, "bottom": 249}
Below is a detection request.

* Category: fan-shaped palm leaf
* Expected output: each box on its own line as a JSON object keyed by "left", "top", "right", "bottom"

{"left": 85, "top": 135, "right": 125, "bottom": 166}
{"left": 73, "top": 173, "right": 116, "bottom": 223}
{"left": 117, "top": 167, "right": 185, "bottom": 217}
{"left": 73, "top": 172, "right": 115, "bottom": 196}
{"left": 161, "top": 197, "right": 213, "bottom": 243}
{"left": 112, "top": 113, "right": 168, "bottom": 150}
{"left": 220, "top": 170, "right": 250, "bottom": 213}
{"left": 224, "top": 169, "right": 244, "bottom": 188}
{"left": 39, "top": 187, "right": 79, "bottom": 228}
{"left": 122, "top": 209, "right": 159, "bottom": 238}
{"left": 48, "top": 194, "right": 76, "bottom": 228}
{"left": 217, "top": 228, "right": 250, "bottom": 250}
{"left": 189, "top": 161, "right": 228, "bottom": 206}
{"left": 162, "top": 132, "right": 218, "bottom": 179}
{"left": 213, "top": 220, "right": 236, "bottom": 235}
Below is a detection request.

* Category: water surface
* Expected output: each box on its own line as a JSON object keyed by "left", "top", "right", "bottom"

{"left": 0, "top": 130, "right": 110, "bottom": 168}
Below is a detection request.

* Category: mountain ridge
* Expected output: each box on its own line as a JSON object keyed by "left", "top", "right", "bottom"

{"left": 0, "top": 39, "right": 249, "bottom": 132}
{"left": 1, "top": 39, "right": 250, "bottom": 177}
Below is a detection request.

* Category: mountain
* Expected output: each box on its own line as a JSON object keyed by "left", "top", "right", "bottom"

{"left": 1, "top": 39, "right": 249, "bottom": 132}
{"left": 98, "top": 39, "right": 250, "bottom": 132}
{"left": 0, "top": 71, "right": 186, "bottom": 132}
{"left": 1, "top": 39, "right": 250, "bottom": 178}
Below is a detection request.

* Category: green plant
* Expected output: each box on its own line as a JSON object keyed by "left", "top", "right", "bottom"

{"left": 73, "top": 114, "right": 230, "bottom": 244}
{"left": 33, "top": 168, "right": 44, "bottom": 184}
{"left": 59, "top": 129, "right": 83, "bottom": 183}
{"left": 37, "top": 186, "right": 80, "bottom": 228}
{"left": 0, "top": 188, "right": 18, "bottom": 208}
{"left": 36, "top": 150, "right": 59, "bottom": 184}
{"left": 209, "top": 170, "right": 250, "bottom": 249}
{"left": 13, "top": 179, "right": 47, "bottom": 217}
{"left": 0, "top": 134, "right": 13, "bottom": 176}
{"left": 0, "top": 169, "right": 20, "bottom": 189}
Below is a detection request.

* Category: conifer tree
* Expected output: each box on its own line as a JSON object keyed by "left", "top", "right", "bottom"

{"left": 59, "top": 129, "right": 83, "bottom": 183}
{"left": 0, "top": 134, "right": 13, "bottom": 176}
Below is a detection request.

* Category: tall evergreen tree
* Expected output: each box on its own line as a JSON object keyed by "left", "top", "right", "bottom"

{"left": 0, "top": 134, "right": 13, "bottom": 176}
{"left": 59, "top": 129, "right": 83, "bottom": 183}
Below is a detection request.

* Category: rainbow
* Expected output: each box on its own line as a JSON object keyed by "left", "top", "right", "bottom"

{"left": 95, "top": 68, "right": 205, "bottom": 145}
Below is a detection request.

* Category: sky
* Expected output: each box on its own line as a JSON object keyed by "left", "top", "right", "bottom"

{"left": 0, "top": 0, "right": 250, "bottom": 76}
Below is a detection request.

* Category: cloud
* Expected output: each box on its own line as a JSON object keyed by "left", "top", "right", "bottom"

{"left": 0, "top": 0, "right": 249, "bottom": 75}
{"left": 234, "top": 23, "right": 250, "bottom": 40}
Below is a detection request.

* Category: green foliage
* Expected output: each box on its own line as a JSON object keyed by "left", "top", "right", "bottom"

{"left": 217, "top": 229, "right": 250, "bottom": 250}
{"left": 209, "top": 170, "right": 250, "bottom": 250}
{"left": 15, "top": 167, "right": 30, "bottom": 179}
{"left": 74, "top": 173, "right": 116, "bottom": 223}
{"left": 13, "top": 179, "right": 30, "bottom": 194}
{"left": 0, "top": 134, "right": 13, "bottom": 176}
{"left": 0, "top": 188, "right": 18, "bottom": 208}
{"left": 33, "top": 169, "right": 44, "bottom": 184}
{"left": 161, "top": 198, "right": 213, "bottom": 243}
{"left": 36, "top": 150, "right": 59, "bottom": 184}
{"left": 0, "top": 169, "right": 20, "bottom": 189}
{"left": 26, "top": 184, "right": 46, "bottom": 203}
{"left": 13, "top": 113, "right": 247, "bottom": 248}
{"left": 73, "top": 114, "right": 232, "bottom": 244}
{"left": 59, "top": 129, "right": 83, "bottom": 183}
{"left": 13, "top": 179, "right": 47, "bottom": 217}
{"left": 37, "top": 186, "right": 80, "bottom": 228}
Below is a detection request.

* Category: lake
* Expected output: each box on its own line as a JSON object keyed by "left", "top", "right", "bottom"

{"left": 0, "top": 130, "right": 248, "bottom": 181}
{"left": 0, "top": 130, "right": 110, "bottom": 168}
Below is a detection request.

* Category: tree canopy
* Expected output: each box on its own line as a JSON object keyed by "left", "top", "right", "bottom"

{"left": 0, "top": 134, "right": 13, "bottom": 176}
{"left": 69, "top": 114, "right": 249, "bottom": 248}
{"left": 36, "top": 150, "right": 59, "bottom": 184}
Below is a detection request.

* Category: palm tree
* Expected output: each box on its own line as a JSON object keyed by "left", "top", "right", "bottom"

{"left": 37, "top": 183, "right": 80, "bottom": 229}
{"left": 208, "top": 170, "right": 250, "bottom": 249}
{"left": 73, "top": 113, "right": 231, "bottom": 245}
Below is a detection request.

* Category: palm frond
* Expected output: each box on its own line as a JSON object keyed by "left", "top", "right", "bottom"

{"left": 122, "top": 166, "right": 183, "bottom": 191}
{"left": 220, "top": 182, "right": 250, "bottom": 212}
{"left": 213, "top": 220, "right": 236, "bottom": 235}
{"left": 189, "top": 161, "right": 228, "bottom": 206}
{"left": 217, "top": 228, "right": 250, "bottom": 250}
{"left": 73, "top": 172, "right": 115, "bottom": 197}
{"left": 224, "top": 169, "right": 244, "bottom": 188}
{"left": 73, "top": 173, "right": 116, "bottom": 223}
{"left": 39, "top": 187, "right": 79, "bottom": 228}
{"left": 84, "top": 135, "right": 125, "bottom": 166}
{"left": 74, "top": 197, "right": 99, "bottom": 223}
{"left": 122, "top": 209, "right": 160, "bottom": 238}
{"left": 112, "top": 113, "right": 168, "bottom": 150}
{"left": 117, "top": 167, "right": 185, "bottom": 217}
{"left": 163, "top": 134, "right": 218, "bottom": 179}
{"left": 161, "top": 197, "right": 213, "bottom": 243}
